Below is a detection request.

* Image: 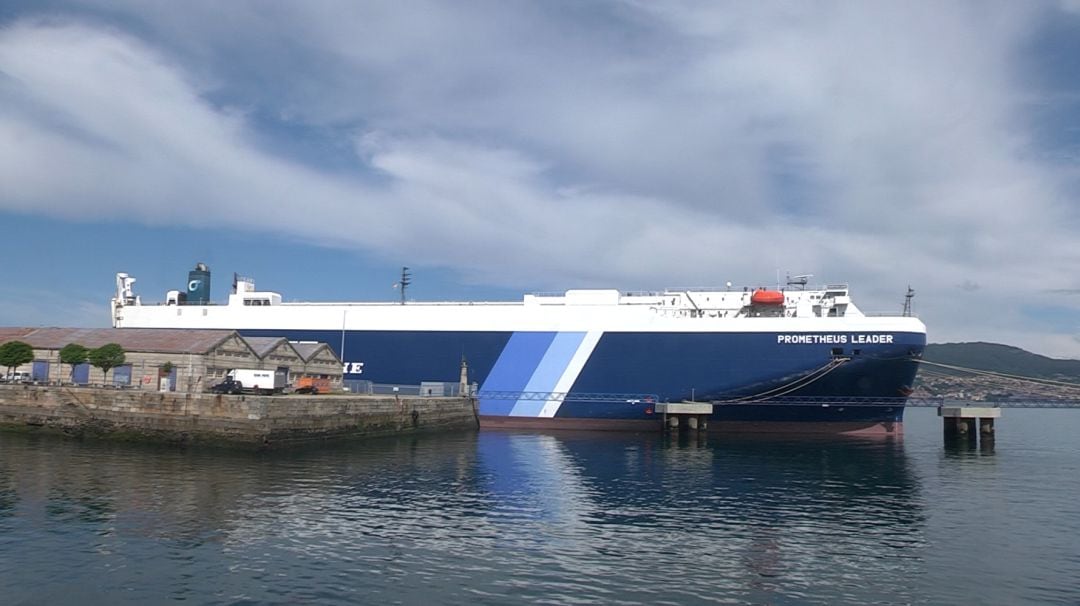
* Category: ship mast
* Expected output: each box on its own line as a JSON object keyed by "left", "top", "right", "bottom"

{"left": 398, "top": 266, "right": 411, "bottom": 305}
{"left": 902, "top": 285, "right": 915, "bottom": 317}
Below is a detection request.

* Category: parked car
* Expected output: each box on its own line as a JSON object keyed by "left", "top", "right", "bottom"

{"left": 3, "top": 371, "right": 32, "bottom": 384}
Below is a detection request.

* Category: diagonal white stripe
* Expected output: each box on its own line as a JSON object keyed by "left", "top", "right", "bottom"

{"left": 538, "top": 330, "right": 603, "bottom": 418}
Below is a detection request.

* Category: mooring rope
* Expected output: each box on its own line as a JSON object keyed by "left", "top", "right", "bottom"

{"left": 915, "top": 359, "right": 1080, "bottom": 391}
{"left": 725, "top": 357, "right": 850, "bottom": 402}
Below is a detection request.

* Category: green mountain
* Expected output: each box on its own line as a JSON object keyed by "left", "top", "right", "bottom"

{"left": 922, "top": 342, "right": 1080, "bottom": 381}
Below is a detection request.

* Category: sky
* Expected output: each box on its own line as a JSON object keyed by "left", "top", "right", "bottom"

{"left": 1, "top": 1, "right": 1080, "bottom": 357}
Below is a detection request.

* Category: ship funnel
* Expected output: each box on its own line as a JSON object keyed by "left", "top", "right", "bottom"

{"left": 187, "top": 263, "right": 211, "bottom": 304}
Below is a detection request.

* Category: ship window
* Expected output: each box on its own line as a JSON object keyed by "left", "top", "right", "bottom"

{"left": 831, "top": 348, "right": 843, "bottom": 357}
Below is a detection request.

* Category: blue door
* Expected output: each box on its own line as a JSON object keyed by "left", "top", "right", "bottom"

{"left": 32, "top": 360, "right": 49, "bottom": 383}
{"left": 113, "top": 364, "right": 132, "bottom": 387}
{"left": 72, "top": 363, "right": 90, "bottom": 385}
{"left": 168, "top": 367, "right": 178, "bottom": 392}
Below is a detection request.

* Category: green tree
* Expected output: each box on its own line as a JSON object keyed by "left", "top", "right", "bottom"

{"left": 59, "top": 343, "right": 89, "bottom": 383}
{"left": 0, "top": 341, "right": 34, "bottom": 380}
{"left": 159, "top": 361, "right": 174, "bottom": 377}
{"left": 88, "top": 343, "right": 126, "bottom": 385}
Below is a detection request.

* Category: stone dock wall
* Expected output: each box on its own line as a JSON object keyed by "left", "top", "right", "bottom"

{"left": 0, "top": 384, "right": 478, "bottom": 447}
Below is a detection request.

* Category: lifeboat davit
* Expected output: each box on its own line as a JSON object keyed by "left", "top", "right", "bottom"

{"left": 751, "top": 289, "right": 785, "bottom": 306}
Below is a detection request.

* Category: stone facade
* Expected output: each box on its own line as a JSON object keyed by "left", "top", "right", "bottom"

{"left": 0, "top": 328, "right": 342, "bottom": 394}
{"left": 0, "top": 384, "right": 476, "bottom": 447}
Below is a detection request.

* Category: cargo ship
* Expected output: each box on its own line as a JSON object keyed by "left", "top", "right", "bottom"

{"left": 111, "top": 265, "right": 926, "bottom": 434}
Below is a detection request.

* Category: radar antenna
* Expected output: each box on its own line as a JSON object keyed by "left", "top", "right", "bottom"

{"left": 902, "top": 285, "right": 915, "bottom": 317}
{"left": 786, "top": 273, "right": 812, "bottom": 290}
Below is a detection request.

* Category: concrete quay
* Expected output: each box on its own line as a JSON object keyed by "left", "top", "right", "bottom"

{"left": 0, "top": 384, "right": 478, "bottom": 448}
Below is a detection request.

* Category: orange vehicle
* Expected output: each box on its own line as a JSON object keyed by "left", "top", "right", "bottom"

{"left": 293, "top": 376, "right": 332, "bottom": 395}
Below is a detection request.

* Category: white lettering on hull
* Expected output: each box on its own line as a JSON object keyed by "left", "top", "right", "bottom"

{"left": 776, "top": 334, "right": 894, "bottom": 344}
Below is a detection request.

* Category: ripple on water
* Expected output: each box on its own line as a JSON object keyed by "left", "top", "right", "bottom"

{"left": 3, "top": 418, "right": 1080, "bottom": 604}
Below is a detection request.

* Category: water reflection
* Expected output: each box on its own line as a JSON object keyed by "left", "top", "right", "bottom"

{"left": 0, "top": 430, "right": 927, "bottom": 605}
{"left": 473, "top": 430, "right": 926, "bottom": 604}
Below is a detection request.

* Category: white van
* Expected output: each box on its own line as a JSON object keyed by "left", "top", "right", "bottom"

{"left": 7, "top": 371, "right": 32, "bottom": 383}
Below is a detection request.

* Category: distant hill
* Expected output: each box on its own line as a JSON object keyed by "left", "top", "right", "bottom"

{"left": 923, "top": 342, "right": 1080, "bottom": 381}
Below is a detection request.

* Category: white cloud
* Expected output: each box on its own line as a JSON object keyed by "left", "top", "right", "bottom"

{"left": 1, "top": 4, "right": 1080, "bottom": 357}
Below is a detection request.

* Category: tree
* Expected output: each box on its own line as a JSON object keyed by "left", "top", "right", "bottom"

{"left": 59, "top": 343, "right": 89, "bottom": 383}
{"left": 159, "top": 361, "right": 174, "bottom": 377}
{"left": 0, "top": 341, "right": 34, "bottom": 380}
{"left": 88, "top": 343, "right": 126, "bottom": 385}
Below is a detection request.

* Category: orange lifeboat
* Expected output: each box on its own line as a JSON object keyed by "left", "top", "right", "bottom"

{"left": 751, "top": 289, "right": 785, "bottom": 306}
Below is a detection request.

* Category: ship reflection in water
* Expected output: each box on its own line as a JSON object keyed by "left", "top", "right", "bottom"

{"left": 475, "top": 430, "right": 925, "bottom": 604}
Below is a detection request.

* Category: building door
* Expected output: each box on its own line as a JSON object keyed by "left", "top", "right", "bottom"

{"left": 72, "top": 363, "right": 90, "bottom": 385}
{"left": 32, "top": 360, "right": 49, "bottom": 383}
{"left": 168, "top": 367, "right": 178, "bottom": 392}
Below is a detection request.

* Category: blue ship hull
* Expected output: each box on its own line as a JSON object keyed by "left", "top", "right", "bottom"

{"left": 240, "top": 328, "right": 925, "bottom": 433}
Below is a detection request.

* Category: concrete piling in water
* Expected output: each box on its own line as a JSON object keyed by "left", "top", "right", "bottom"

{"left": 656, "top": 402, "right": 713, "bottom": 434}
{"left": 939, "top": 406, "right": 1001, "bottom": 447}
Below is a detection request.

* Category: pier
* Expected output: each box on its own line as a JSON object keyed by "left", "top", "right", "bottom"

{"left": 0, "top": 384, "right": 477, "bottom": 448}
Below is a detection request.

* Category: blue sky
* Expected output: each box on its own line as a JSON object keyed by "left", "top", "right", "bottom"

{"left": 2, "top": 1, "right": 1080, "bottom": 357}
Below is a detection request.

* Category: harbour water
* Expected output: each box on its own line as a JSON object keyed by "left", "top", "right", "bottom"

{"left": 2, "top": 408, "right": 1079, "bottom": 605}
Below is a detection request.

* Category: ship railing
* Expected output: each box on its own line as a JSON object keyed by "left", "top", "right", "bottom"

{"left": 712, "top": 396, "right": 1080, "bottom": 408}
{"left": 284, "top": 300, "right": 522, "bottom": 306}
{"left": 862, "top": 311, "right": 920, "bottom": 318}
{"left": 665, "top": 284, "right": 849, "bottom": 293}
{"left": 712, "top": 396, "right": 912, "bottom": 407}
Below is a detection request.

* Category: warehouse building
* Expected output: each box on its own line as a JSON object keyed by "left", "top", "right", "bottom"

{"left": 0, "top": 328, "right": 342, "bottom": 392}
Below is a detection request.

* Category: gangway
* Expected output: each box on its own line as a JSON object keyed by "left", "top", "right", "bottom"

{"left": 476, "top": 391, "right": 1080, "bottom": 408}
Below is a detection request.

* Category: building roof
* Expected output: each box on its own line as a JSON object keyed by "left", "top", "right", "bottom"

{"left": 290, "top": 341, "right": 341, "bottom": 364}
{"left": 0, "top": 328, "right": 239, "bottom": 355}
{"left": 243, "top": 336, "right": 291, "bottom": 358}
{"left": 0, "top": 328, "right": 36, "bottom": 343}
{"left": 291, "top": 341, "right": 320, "bottom": 361}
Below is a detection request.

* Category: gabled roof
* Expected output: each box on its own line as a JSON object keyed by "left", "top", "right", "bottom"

{"left": 0, "top": 328, "right": 339, "bottom": 363}
{"left": 0, "top": 328, "right": 240, "bottom": 355}
{"left": 243, "top": 336, "right": 292, "bottom": 358}
{"left": 290, "top": 341, "right": 341, "bottom": 364}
